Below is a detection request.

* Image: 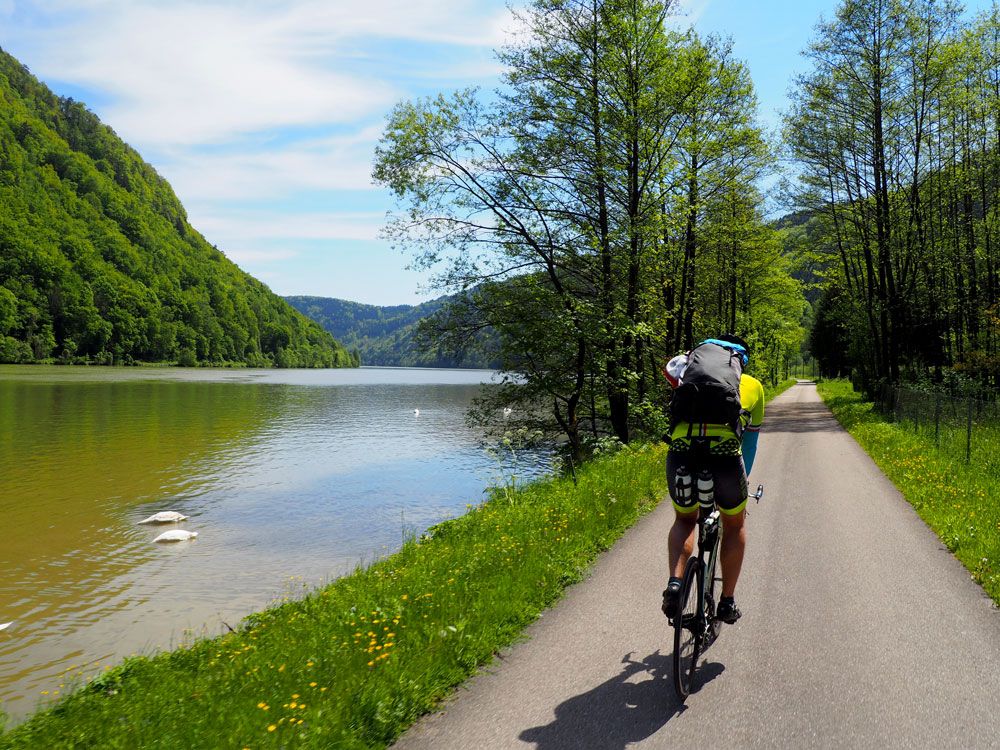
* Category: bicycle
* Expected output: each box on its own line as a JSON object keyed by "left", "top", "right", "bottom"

{"left": 671, "top": 480, "right": 763, "bottom": 700}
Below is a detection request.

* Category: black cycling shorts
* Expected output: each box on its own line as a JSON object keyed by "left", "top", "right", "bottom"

{"left": 667, "top": 449, "right": 748, "bottom": 515}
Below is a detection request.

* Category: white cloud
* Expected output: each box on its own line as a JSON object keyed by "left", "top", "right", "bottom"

{"left": 160, "top": 125, "right": 383, "bottom": 201}
{"left": 19, "top": 4, "right": 394, "bottom": 145}
{"left": 9, "top": 0, "right": 515, "bottom": 146}
{"left": 220, "top": 247, "right": 301, "bottom": 264}
{"left": 673, "top": 0, "right": 711, "bottom": 26}
{"left": 195, "top": 210, "right": 385, "bottom": 245}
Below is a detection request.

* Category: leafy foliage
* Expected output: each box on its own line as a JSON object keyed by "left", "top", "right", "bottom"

{"left": 0, "top": 48, "right": 355, "bottom": 367}
{"left": 284, "top": 295, "right": 500, "bottom": 368}
{"left": 373, "top": 0, "right": 806, "bottom": 459}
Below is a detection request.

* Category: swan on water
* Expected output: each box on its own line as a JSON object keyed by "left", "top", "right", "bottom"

{"left": 153, "top": 530, "right": 199, "bottom": 543}
{"left": 138, "top": 511, "right": 188, "bottom": 524}
{"left": 413, "top": 408, "right": 420, "bottom": 415}
{"left": 0, "top": 622, "right": 11, "bottom": 632}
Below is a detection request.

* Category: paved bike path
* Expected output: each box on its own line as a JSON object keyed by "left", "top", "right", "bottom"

{"left": 394, "top": 383, "right": 1000, "bottom": 749}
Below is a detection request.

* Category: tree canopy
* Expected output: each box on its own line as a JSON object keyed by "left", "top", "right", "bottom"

{"left": 374, "top": 0, "right": 806, "bottom": 459}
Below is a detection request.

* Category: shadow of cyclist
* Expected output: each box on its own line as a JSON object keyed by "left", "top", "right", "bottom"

{"left": 518, "top": 650, "right": 724, "bottom": 749}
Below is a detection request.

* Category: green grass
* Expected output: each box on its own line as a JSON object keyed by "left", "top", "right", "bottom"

{"left": 817, "top": 380, "right": 1000, "bottom": 606}
{"left": 0, "top": 444, "right": 667, "bottom": 749}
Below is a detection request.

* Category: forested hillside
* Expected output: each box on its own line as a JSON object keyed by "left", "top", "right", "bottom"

{"left": 285, "top": 295, "right": 500, "bottom": 368}
{"left": 0, "top": 48, "right": 356, "bottom": 367}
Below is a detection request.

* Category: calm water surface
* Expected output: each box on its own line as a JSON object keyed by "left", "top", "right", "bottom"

{"left": 0, "top": 365, "right": 548, "bottom": 721}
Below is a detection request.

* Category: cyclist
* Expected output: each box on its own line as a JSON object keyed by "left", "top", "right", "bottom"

{"left": 661, "top": 334, "right": 763, "bottom": 624}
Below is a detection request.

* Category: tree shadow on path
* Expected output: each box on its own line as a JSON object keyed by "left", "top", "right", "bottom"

{"left": 518, "top": 650, "right": 724, "bottom": 750}
{"left": 765, "top": 401, "right": 841, "bottom": 434}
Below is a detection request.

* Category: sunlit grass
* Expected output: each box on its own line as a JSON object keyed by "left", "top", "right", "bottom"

{"left": 818, "top": 380, "right": 999, "bottom": 606}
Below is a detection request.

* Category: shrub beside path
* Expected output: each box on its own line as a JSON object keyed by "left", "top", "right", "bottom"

{"left": 395, "top": 382, "right": 1000, "bottom": 749}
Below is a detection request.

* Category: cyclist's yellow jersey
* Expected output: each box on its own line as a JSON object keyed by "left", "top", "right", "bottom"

{"left": 668, "top": 374, "right": 764, "bottom": 456}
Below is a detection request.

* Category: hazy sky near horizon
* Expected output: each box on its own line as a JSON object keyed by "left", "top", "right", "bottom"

{"left": 1, "top": 0, "right": 995, "bottom": 305}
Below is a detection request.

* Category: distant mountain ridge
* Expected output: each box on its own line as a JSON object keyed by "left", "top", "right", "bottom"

{"left": 285, "top": 295, "right": 499, "bottom": 368}
{"left": 0, "top": 47, "right": 355, "bottom": 367}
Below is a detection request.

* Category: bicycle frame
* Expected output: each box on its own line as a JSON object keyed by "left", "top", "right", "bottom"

{"left": 696, "top": 506, "right": 722, "bottom": 644}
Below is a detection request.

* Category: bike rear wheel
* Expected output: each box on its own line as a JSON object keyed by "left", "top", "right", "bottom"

{"left": 672, "top": 556, "right": 703, "bottom": 700}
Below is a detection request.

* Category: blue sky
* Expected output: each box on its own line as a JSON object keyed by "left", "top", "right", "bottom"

{"left": 0, "top": 0, "right": 995, "bottom": 305}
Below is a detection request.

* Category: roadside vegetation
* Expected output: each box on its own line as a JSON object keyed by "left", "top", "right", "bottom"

{"left": 818, "top": 380, "right": 999, "bottom": 606}
{"left": 1, "top": 379, "right": 794, "bottom": 748}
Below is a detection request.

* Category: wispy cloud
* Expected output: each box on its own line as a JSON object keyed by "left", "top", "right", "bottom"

{"left": 161, "top": 126, "right": 384, "bottom": 201}
{"left": 673, "top": 0, "right": 711, "bottom": 27}
{"left": 196, "top": 210, "right": 385, "bottom": 245}
{"left": 9, "top": 0, "right": 515, "bottom": 146}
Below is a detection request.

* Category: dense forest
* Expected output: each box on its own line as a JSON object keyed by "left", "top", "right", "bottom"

{"left": 786, "top": 0, "right": 1000, "bottom": 394}
{"left": 374, "top": 0, "right": 807, "bottom": 459}
{"left": 285, "top": 295, "right": 500, "bottom": 368}
{"left": 0, "top": 48, "right": 356, "bottom": 368}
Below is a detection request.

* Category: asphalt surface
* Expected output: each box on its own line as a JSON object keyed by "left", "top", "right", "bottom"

{"left": 393, "top": 383, "right": 1000, "bottom": 749}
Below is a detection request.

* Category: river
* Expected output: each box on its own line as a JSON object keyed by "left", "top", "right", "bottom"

{"left": 0, "top": 365, "right": 549, "bottom": 722}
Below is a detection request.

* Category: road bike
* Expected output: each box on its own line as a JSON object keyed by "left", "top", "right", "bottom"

{"left": 671, "top": 481, "right": 764, "bottom": 700}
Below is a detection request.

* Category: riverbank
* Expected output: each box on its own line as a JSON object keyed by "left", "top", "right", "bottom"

{"left": 817, "top": 380, "right": 999, "bottom": 606}
{"left": 1, "top": 378, "right": 795, "bottom": 748}
{"left": 0, "top": 445, "right": 667, "bottom": 748}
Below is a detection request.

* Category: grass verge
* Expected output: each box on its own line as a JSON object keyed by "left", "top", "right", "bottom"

{"left": 817, "top": 379, "right": 999, "bottom": 606}
{"left": 0, "top": 444, "right": 666, "bottom": 749}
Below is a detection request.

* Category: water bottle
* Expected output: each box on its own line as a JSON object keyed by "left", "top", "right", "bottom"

{"left": 696, "top": 468, "right": 714, "bottom": 508}
{"left": 674, "top": 466, "right": 692, "bottom": 502}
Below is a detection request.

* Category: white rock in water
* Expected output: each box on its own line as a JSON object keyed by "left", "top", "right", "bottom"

{"left": 153, "top": 530, "right": 199, "bottom": 543}
{"left": 0, "top": 622, "right": 11, "bottom": 632}
{"left": 139, "top": 511, "right": 188, "bottom": 524}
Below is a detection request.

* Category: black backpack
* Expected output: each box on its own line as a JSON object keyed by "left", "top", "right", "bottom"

{"left": 669, "top": 342, "right": 745, "bottom": 436}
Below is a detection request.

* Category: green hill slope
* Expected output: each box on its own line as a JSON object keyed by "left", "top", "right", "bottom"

{"left": 0, "top": 48, "right": 356, "bottom": 367}
{"left": 285, "top": 295, "right": 499, "bottom": 368}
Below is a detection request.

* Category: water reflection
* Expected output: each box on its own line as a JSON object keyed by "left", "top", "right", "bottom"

{"left": 0, "top": 366, "right": 549, "bottom": 721}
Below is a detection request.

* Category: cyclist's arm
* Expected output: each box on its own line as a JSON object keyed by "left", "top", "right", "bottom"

{"left": 742, "top": 429, "right": 759, "bottom": 475}
{"left": 740, "top": 376, "right": 764, "bottom": 475}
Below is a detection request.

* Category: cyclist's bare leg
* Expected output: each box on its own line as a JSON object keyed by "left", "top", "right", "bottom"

{"left": 668, "top": 508, "right": 699, "bottom": 579}
{"left": 720, "top": 509, "right": 746, "bottom": 597}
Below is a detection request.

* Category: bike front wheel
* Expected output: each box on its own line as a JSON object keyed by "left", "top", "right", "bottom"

{"left": 672, "top": 555, "right": 703, "bottom": 701}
